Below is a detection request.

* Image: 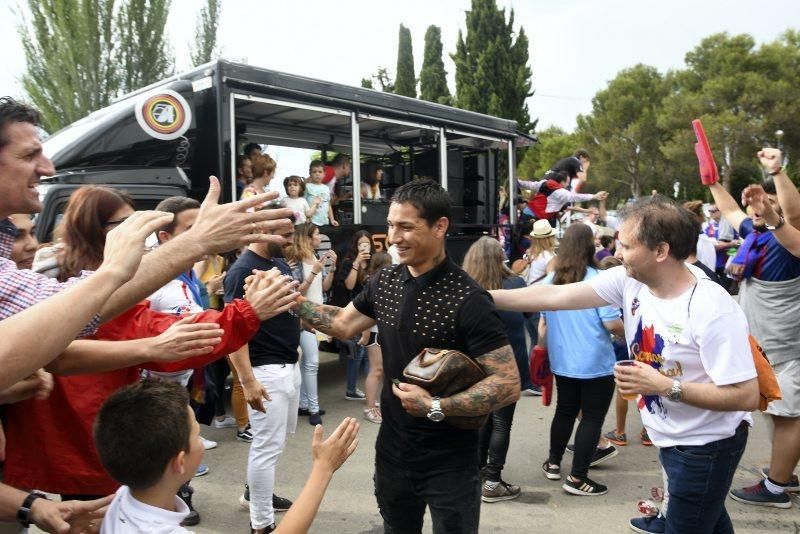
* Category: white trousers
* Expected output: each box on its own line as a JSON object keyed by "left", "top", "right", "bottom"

{"left": 247, "top": 363, "right": 300, "bottom": 529}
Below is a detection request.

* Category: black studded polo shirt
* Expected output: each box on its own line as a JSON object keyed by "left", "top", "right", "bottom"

{"left": 352, "top": 256, "right": 509, "bottom": 471}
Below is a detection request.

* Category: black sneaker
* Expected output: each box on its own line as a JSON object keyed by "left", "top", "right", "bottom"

{"left": 308, "top": 412, "right": 322, "bottom": 425}
{"left": 178, "top": 483, "right": 200, "bottom": 526}
{"left": 344, "top": 390, "right": 366, "bottom": 401}
{"left": 273, "top": 494, "right": 292, "bottom": 512}
{"left": 542, "top": 461, "right": 561, "bottom": 480}
{"left": 590, "top": 445, "right": 618, "bottom": 467}
{"left": 236, "top": 425, "right": 253, "bottom": 443}
{"left": 564, "top": 444, "right": 618, "bottom": 466}
{"left": 250, "top": 523, "right": 276, "bottom": 533}
{"left": 481, "top": 480, "right": 521, "bottom": 503}
{"left": 298, "top": 407, "right": 326, "bottom": 416}
{"left": 562, "top": 476, "right": 608, "bottom": 496}
{"left": 761, "top": 467, "right": 800, "bottom": 492}
{"left": 730, "top": 480, "right": 792, "bottom": 508}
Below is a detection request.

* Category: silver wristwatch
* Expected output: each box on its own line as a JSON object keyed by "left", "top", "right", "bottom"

{"left": 667, "top": 380, "right": 683, "bottom": 402}
{"left": 427, "top": 397, "right": 445, "bottom": 422}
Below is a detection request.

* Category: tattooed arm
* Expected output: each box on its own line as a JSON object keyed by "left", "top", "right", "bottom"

{"left": 295, "top": 297, "right": 375, "bottom": 340}
{"left": 440, "top": 345, "right": 520, "bottom": 415}
{"left": 393, "top": 344, "right": 520, "bottom": 417}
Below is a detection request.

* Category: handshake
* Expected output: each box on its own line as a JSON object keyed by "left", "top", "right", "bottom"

{"left": 243, "top": 268, "right": 302, "bottom": 320}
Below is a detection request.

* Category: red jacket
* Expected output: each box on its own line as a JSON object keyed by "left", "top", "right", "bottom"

{"left": 527, "top": 179, "right": 565, "bottom": 220}
{"left": 3, "top": 299, "right": 259, "bottom": 495}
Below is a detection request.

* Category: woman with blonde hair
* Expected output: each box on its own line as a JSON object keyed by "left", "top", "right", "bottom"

{"left": 285, "top": 223, "right": 336, "bottom": 425}
{"left": 462, "top": 236, "right": 527, "bottom": 503}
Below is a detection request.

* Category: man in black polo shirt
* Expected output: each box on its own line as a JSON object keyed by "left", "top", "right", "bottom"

{"left": 225, "top": 224, "right": 301, "bottom": 534}
{"left": 551, "top": 149, "right": 590, "bottom": 191}
{"left": 295, "top": 179, "right": 520, "bottom": 534}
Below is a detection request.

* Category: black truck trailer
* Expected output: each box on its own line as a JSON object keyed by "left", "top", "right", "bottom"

{"left": 39, "top": 60, "right": 534, "bottom": 258}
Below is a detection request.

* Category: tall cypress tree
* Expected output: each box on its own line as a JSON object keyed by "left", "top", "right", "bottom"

{"left": 452, "top": 0, "right": 533, "bottom": 131}
{"left": 394, "top": 24, "right": 417, "bottom": 98}
{"left": 190, "top": 0, "right": 221, "bottom": 67}
{"left": 19, "top": 0, "right": 117, "bottom": 132}
{"left": 116, "top": 0, "right": 174, "bottom": 93}
{"left": 419, "top": 25, "right": 451, "bottom": 105}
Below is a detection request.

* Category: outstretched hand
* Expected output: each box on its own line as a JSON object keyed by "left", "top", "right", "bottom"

{"left": 101, "top": 210, "right": 175, "bottom": 283}
{"left": 311, "top": 417, "right": 360, "bottom": 473}
{"left": 145, "top": 315, "right": 224, "bottom": 362}
{"left": 190, "top": 176, "right": 295, "bottom": 254}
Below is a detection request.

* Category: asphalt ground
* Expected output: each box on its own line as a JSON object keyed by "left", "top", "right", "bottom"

{"left": 183, "top": 351, "right": 799, "bottom": 534}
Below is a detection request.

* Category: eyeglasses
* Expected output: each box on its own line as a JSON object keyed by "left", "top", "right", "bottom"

{"left": 708, "top": 209, "right": 719, "bottom": 213}
{"left": 104, "top": 217, "right": 129, "bottom": 228}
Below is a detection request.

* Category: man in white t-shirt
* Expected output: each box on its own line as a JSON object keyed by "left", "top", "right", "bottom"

{"left": 490, "top": 195, "right": 758, "bottom": 534}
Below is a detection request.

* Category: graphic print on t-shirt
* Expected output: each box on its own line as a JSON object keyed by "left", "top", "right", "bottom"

{"left": 630, "top": 320, "right": 667, "bottom": 419}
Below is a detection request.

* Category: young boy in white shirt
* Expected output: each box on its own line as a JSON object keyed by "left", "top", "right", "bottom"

{"left": 95, "top": 379, "right": 360, "bottom": 533}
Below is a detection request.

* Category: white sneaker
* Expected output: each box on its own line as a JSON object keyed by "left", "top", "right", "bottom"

{"left": 201, "top": 436, "right": 218, "bottom": 450}
{"left": 213, "top": 415, "right": 237, "bottom": 429}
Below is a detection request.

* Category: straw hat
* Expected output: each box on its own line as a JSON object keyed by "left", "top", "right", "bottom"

{"left": 530, "top": 219, "right": 556, "bottom": 238}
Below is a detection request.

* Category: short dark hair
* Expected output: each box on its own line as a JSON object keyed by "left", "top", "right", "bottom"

{"left": 155, "top": 196, "right": 201, "bottom": 238}
{"left": 600, "top": 235, "right": 614, "bottom": 248}
{"left": 331, "top": 154, "right": 350, "bottom": 168}
{"left": 620, "top": 195, "right": 697, "bottom": 261}
{"left": 0, "top": 97, "right": 42, "bottom": 149}
{"left": 309, "top": 159, "right": 324, "bottom": 172}
{"left": 94, "top": 380, "right": 191, "bottom": 490}
{"left": 391, "top": 179, "right": 451, "bottom": 227}
{"left": 574, "top": 149, "right": 590, "bottom": 160}
{"left": 243, "top": 143, "right": 261, "bottom": 157}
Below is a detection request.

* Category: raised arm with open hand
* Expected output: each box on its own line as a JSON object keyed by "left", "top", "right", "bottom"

{"left": 98, "top": 176, "right": 294, "bottom": 323}
{"left": 0, "top": 210, "right": 174, "bottom": 391}
{"left": 274, "top": 418, "right": 360, "bottom": 534}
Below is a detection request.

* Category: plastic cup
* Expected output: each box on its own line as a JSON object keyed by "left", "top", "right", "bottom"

{"left": 615, "top": 360, "right": 639, "bottom": 400}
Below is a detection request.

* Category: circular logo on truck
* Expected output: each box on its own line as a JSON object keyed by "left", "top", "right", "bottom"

{"left": 135, "top": 89, "right": 192, "bottom": 140}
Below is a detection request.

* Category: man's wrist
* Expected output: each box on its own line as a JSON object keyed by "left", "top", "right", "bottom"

{"left": 20, "top": 491, "right": 48, "bottom": 527}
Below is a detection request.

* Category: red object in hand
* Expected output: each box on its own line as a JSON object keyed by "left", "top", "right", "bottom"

{"left": 692, "top": 119, "right": 719, "bottom": 185}
{"left": 530, "top": 345, "right": 554, "bottom": 407}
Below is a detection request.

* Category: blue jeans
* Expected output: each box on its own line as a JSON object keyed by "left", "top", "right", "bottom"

{"left": 343, "top": 339, "right": 367, "bottom": 393}
{"left": 659, "top": 422, "right": 748, "bottom": 534}
{"left": 374, "top": 457, "right": 480, "bottom": 534}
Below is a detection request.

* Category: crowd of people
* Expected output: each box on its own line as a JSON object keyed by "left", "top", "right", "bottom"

{"left": 0, "top": 93, "right": 797, "bottom": 534}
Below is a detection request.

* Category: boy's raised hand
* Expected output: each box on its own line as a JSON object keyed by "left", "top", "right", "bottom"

{"left": 311, "top": 417, "right": 360, "bottom": 473}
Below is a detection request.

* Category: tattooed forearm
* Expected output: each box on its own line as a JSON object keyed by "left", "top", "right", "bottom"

{"left": 440, "top": 345, "right": 520, "bottom": 416}
{"left": 296, "top": 300, "right": 343, "bottom": 335}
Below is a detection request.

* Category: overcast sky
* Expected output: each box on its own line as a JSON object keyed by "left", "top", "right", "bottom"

{"left": 1, "top": 0, "right": 797, "bottom": 133}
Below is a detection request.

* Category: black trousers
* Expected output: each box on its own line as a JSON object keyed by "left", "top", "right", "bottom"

{"left": 548, "top": 374, "right": 615, "bottom": 479}
{"left": 374, "top": 457, "right": 480, "bottom": 534}
{"left": 478, "top": 401, "right": 518, "bottom": 482}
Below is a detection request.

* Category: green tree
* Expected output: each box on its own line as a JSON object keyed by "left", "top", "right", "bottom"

{"left": 420, "top": 25, "right": 450, "bottom": 105}
{"left": 190, "top": 0, "right": 221, "bottom": 66}
{"left": 452, "top": 0, "right": 533, "bottom": 131}
{"left": 18, "top": 0, "right": 117, "bottom": 132}
{"left": 576, "top": 64, "right": 669, "bottom": 198}
{"left": 116, "top": 0, "right": 174, "bottom": 94}
{"left": 394, "top": 24, "right": 416, "bottom": 98}
{"left": 360, "top": 78, "right": 374, "bottom": 89}
{"left": 362, "top": 67, "right": 394, "bottom": 92}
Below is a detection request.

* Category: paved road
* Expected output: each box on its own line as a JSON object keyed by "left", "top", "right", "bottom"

{"left": 186, "top": 351, "right": 798, "bottom": 533}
